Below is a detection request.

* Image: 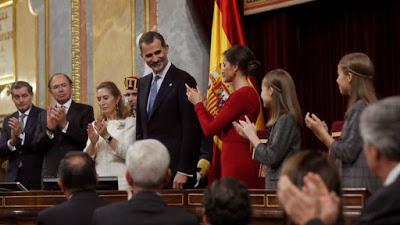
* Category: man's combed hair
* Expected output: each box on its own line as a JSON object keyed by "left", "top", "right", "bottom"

{"left": 203, "top": 177, "right": 252, "bottom": 225}
{"left": 126, "top": 139, "right": 170, "bottom": 189}
{"left": 10, "top": 81, "right": 33, "bottom": 95}
{"left": 57, "top": 152, "right": 97, "bottom": 193}
{"left": 48, "top": 73, "right": 73, "bottom": 89}
{"left": 138, "top": 31, "right": 167, "bottom": 52}
{"left": 360, "top": 96, "right": 400, "bottom": 161}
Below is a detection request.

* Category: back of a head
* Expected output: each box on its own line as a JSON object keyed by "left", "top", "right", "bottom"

{"left": 203, "top": 177, "right": 251, "bottom": 225}
{"left": 126, "top": 139, "right": 170, "bottom": 189}
{"left": 360, "top": 96, "right": 400, "bottom": 161}
{"left": 280, "top": 150, "right": 343, "bottom": 225}
{"left": 58, "top": 152, "right": 97, "bottom": 193}
{"left": 280, "top": 150, "right": 341, "bottom": 195}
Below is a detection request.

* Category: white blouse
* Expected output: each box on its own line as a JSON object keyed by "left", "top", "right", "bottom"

{"left": 84, "top": 117, "right": 136, "bottom": 190}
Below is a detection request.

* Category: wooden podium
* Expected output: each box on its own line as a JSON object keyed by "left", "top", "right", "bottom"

{"left": 0, "top": 188, "right": 367, "bottom": 225}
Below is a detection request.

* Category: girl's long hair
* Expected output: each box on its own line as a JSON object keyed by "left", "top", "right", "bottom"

{"left": 263, "top": 69, "right": 302, "bottom": 127}
{"left": 338, "top": 53, "right": 377, "bottom": 116}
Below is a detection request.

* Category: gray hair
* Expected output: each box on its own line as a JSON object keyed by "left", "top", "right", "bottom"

{"left": 126, "top": 139, "right": 170, "bottom": 189}
{"left": 360, "top": 96, "right": 400, "bottom": 160}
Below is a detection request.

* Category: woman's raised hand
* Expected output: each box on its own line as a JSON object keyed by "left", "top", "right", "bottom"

{"left": 185, "top": 84, "right": 203, "bottom": 105}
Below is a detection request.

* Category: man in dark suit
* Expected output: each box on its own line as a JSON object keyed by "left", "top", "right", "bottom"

{"left": 37, "top": 151, "right": 109, "bottom": 225}
{"left": 37, "top": 73, "right": 94, "bottom": 179}
{"left": 92, "top": 139, "right": 198, "bottom": 225}
{"left": 0, "top": 81, "right": 45, "bottom": 189}
{"left": 136, "top": 31, "right": 202, "bottom": 189}
{"left": 277, "top": 96, "right": 400, "bottom": 225}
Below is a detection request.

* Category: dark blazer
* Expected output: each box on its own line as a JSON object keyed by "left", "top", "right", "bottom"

{"left": 37, "top": 101, "right": 94, "bottom": 178}
{"left": 37, "top": 190, "right": 109, "bottom": 225}
{"left": 358, "top": 176, "right": 400, "bottom": 225}
{"left": 0, "top": 105, "right": 45, "bottom": 189}
{"left": 92, "top": 191, "right": 198, "bottom": 225}
{"left": 136, "top": 64, "right": 202, "bottom": 187}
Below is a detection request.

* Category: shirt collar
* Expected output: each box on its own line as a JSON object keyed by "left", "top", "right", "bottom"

{"left": 384, "top": 163, "right": 400, "bottom": 186}
{"left": 19, "top": 106, "right": 32, "bottom": 117}
{"left": 57, "top": 98, "right": 72, "bottom": 111}
{"left": 152, "top": 61, "right": 171, "bottom": 79}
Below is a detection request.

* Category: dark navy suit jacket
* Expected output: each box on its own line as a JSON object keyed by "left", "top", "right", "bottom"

{"left": 0, "top": 105, "right": 45, "bottom": 189}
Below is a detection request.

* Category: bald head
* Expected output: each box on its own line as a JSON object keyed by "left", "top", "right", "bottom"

{"left": 58, "top": 152, "right": 97, "bottom": 192}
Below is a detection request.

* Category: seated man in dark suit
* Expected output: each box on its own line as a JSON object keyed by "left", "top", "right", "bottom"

{"left": 0, "top": 81, "right": 45, "bottom": 189}
{"left": 37, "top": 151, "right": 109, "bottom": 225}
{"left": 203, "top": 177, "right": 251, "bottom": 225}
{"left": 92, "top": 139, "right": 198, "bottom": 225}
{"left": 278, "top": 96, "right": 400, "bottom": 225}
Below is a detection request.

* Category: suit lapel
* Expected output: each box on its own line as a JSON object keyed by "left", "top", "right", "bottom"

{"left": 140, "top": 75, "right": 152, "bottom": 121}
{"left": 148, "top": 65, "right": 176, "bottom": 119}
{"left": 67, "top": 101, "right": 76, "bottom": 121}
{"left": 24, "top": 105, "right": 38, "bottom": 136}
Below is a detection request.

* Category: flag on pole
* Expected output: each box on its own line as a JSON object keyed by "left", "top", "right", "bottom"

{"left": 205, "top": 0, "right": 265, "bottom": 185}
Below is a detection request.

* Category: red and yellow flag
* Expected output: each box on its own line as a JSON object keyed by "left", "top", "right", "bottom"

{"left": 206, "top": 0, "right": 265, "bottom": 184}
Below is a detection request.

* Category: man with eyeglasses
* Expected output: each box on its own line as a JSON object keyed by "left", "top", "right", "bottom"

{"left": 36, "top": 73, "right": 94, "bottom": 181}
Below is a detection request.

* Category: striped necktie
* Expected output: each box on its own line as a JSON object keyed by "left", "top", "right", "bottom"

{"left": 19, "top": 113, "right": 27, "bottom": 133}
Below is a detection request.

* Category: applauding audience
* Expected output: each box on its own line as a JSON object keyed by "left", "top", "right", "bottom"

{"left": 278, "top": 96, "right": 400, "bottom": 225}
{"left": 279, "top": 150, "right": 343, "bottom": 225}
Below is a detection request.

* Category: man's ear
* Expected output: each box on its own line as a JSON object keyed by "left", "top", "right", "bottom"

{"left": 164, "top": 44, "right": 169, "bottom": 52}
{"left": 57, "top": 177, "right": 65, "bottom": 192}
{"left": 365, "top": 144, "right": 380, "bottom": 160}
{"left": 162, "top": 169, "right": 172, "bottom": 186}
{"left": 126, "top": 171, "right": 134, "bottom": 187}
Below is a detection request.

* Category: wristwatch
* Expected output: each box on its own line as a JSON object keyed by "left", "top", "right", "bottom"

{"left": 104, "top": 134, "right": 113, "bottom": 143}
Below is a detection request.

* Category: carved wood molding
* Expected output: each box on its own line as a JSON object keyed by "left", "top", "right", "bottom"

{"left": 71, "top": 0, "right": 81, "bottom": 102}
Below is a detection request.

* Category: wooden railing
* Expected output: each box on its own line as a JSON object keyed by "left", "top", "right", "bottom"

{"left": 0, "top": 188, "right": 368, "bottom": 225}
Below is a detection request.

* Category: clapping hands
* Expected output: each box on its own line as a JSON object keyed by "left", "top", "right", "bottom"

{"left": 185, "top": 84, "right": 203, "bottom": 105}
{"left": 305, "top": 112, "right": 333, "bottom": 148}
{"left": 47, "top": 105, "right": 68, "bottom": 130}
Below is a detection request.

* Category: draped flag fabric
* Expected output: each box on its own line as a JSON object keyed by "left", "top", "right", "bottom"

{"left": 206, "top": 0, "right": 265, "bottom": 185}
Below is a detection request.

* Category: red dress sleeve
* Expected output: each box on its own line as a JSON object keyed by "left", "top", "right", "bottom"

{"left": 194, "top": 87, "right": 258, "bottom": 137}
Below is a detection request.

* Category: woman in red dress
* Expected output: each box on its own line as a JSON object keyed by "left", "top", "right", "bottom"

{"left": 186, "top": 45, "right": 263, "bottom": 188}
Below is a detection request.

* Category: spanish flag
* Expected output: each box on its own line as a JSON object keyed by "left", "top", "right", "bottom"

{"left": 204, "top": 0, "right": 265, "bottom": 185}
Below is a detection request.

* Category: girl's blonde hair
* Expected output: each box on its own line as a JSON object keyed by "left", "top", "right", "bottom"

{"left": 263, "top": 69, "right": 302, "bottom": 127}
{"left": 338, "top": 52, "right": 377, "bottom": 116}
{"left": 96, "top": 81, "right": 129, "bottom": 121}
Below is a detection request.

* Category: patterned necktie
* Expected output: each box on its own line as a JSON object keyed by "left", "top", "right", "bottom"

{"left": 147, "top": 75, "right": 161, "bottom": 114}
{"left": 19, "top": 113, "right": 27, "bottom": 133}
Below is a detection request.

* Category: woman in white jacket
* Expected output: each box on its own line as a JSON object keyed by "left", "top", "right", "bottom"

{"left": 84, "top": 81, "right": 135, "bottom": 190}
